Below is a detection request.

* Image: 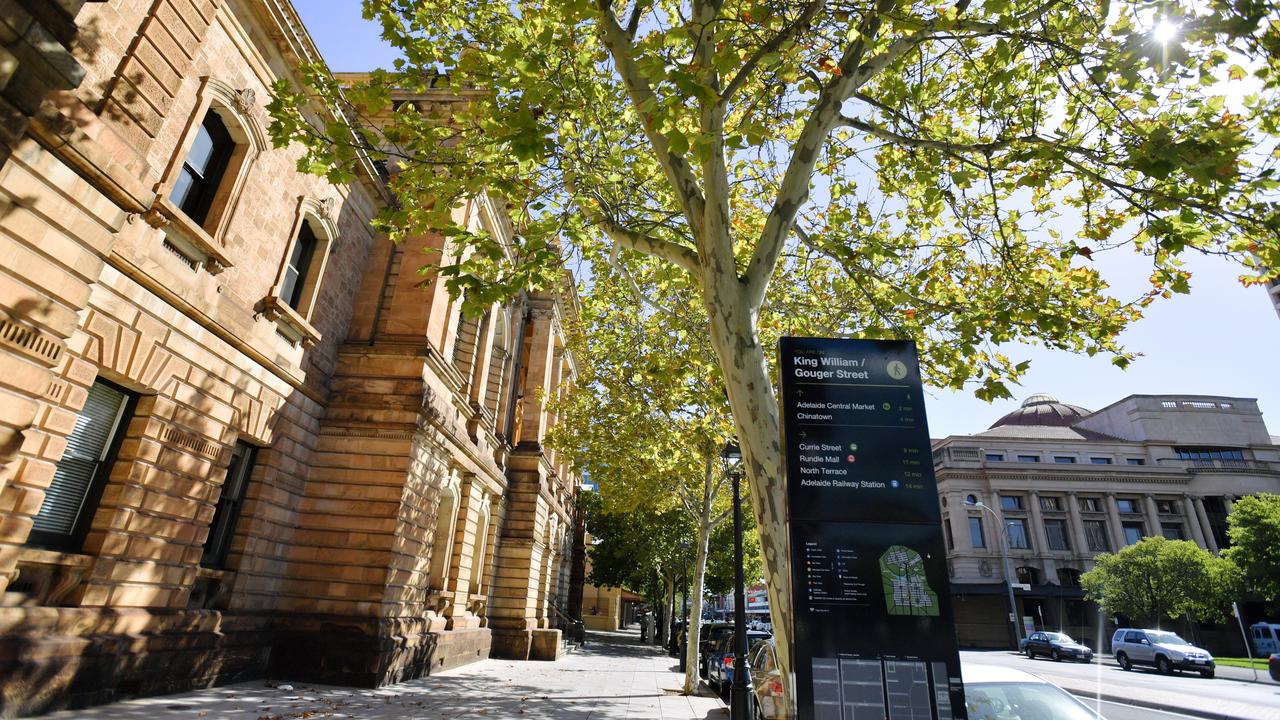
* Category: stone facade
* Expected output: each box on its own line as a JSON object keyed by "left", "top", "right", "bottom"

{"left": 933, "top": 394, "right": 1280, "bottom": 649}
{"left": 0, "top": 0, "right": 581, "bottom": 715}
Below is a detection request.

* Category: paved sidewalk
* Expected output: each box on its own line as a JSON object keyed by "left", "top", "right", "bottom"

{"left": 43, "top": 629, "right": 725, "bottom": 720}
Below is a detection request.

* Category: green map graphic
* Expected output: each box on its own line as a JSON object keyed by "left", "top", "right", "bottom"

{"left": 880, "top": 545, "right": 939, "bottom": 616}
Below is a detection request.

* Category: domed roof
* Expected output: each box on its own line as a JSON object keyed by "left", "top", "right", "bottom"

{"left": 990, "top": 394, "right": 1091, "bottom": 429}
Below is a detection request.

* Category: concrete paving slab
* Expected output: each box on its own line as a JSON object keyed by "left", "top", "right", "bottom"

{"left": 41, "top": 629, "right": 726, "bottom": 720}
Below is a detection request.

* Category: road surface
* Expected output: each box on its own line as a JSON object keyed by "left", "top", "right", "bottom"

{"left": 962, "top": 649, "right": 1280, "bottom": 720}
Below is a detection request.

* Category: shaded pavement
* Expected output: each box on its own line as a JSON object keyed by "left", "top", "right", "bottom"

{"left": 42, "top": 629, "right": 726, "bottom": 720}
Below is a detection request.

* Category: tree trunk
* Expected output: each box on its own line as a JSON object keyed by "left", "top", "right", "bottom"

{"left": 664, "top": 574, "right": 676, "bottom": 647}
{"left": 702, "top": 272, "right": 794, "bottom": 716}
{"left": 685, "top": 515, "right": 713, "bottom": 694}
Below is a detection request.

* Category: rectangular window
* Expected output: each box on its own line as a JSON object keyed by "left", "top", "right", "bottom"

{"left": 1053, "top": 455, "right": 1076, "bottom": 464}
{"left": 1126, "top": 458, "right": 1145, "bottom": 466}
{"left": 1161, "top": 523, "right": 1186, "bottom": 540}
{"left": 1174, "top": 447, "right": 1246, "bottom": 461}
{"left": 1007, "top": 519, "right": 1031, "bottom": 550}
{"left": 29, "top": 381, "right": 132, "bottom": 549}
{"left": 201, "top": 441, "right": 257, "bottom": 568}
{"left": 1039, "top": 496, "right": 1062, "bottom": 512}
{"left": 170, "top": 111, "right": 234, "bottom": 226}
{"left": 1155, "top": 499, "right": 1176, "bottom": 515}
{"left": 984, "top": 453, "right": 1005, "bottom": 462}
{"left": 1122, "top": 522, "right": 1144, "bottom": 545}
{"left": 969, "top": 516, "right": 985, "bottom": 548}
{"left": 1090, "top": 457, "right": 1113, "bottom": 465}
{"left": 1079, "top": 497, "right": 1102, "bottom": 513}
{"left": 1084, "top": 520, "right": 1109, "bottom": 551}
{"left": 944, "top": 521, "right": 954, "bottom": 550}
{"left": 1116, "top": 498, "right": 1138, "bottom": 514}
{"left": 1000, "top": 495, "right": 1024, "bottom": 511}
{"left": 280, "top": 222, "right": 320, "bottom": 310}
{"left": 1045, "top": 519, "right": 1071, "bottom": 551}
{"left": 1016, "top": 454, "right": 1040, "bottom": 463}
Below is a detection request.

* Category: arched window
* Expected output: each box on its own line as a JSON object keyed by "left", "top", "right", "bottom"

{"left": 150, "top": 78, "right": 265, "bottom": 274}
{"left": 427, "top": 483, "right": 459, "bottom": 592}
{"left": 469, "top": 499, "right": 491, "bottom": 594}
{"left": 261, "top": 198, "right": 337, "bottom": 347}
{"left": 170, "top": 111, "right": 234, "bottom": 226}
{"left": 1015, "top": 566, "right": 1041, "bottom": 586}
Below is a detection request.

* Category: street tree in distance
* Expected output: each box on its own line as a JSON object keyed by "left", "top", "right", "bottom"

{"left": 1082, "top": 536, "right": 1240, "bottom": 627}
{"left": 582, "top": 490, "right": 693, "bottom": 621}
{"left": 1223, "top": 493, "right": 1280, "bottom": 606}
{"left": 546, "top": 266, "right": 740, "bottom": 694}
{"left": 270, "top": 0, "right": 1280, "bottom": 699}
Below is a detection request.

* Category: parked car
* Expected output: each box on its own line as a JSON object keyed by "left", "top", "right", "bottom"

{"left": 963, "top": 663, "right": 1104, "bottom": 719}
{"left": 746, "top": 636, "right": 786, "bottom": 719}
{"left": 698, "top": 622, "right": 733, "bottom": 679}
{"left": 1111, "top": 628, "right": 1215, "bottom": 677}
{"left": 708, "top": 630, "right": 770, "bottom": 694}
{"left": 1023, "top": 631, "right": 1094, "bottom": 662}
{"left": 1269, "top": 653, "right": 1279, "bottom": 682}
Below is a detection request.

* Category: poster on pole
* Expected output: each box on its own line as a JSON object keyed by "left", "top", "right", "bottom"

{"left": 780, "top": 337, "right": 966, "bottom": 720}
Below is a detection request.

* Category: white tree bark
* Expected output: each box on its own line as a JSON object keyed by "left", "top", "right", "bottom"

{"left": 702, "top": 271, "right": 794, "bottom": 715}
{"left": 684, "top": 517, "right": 713, "bottom": 694}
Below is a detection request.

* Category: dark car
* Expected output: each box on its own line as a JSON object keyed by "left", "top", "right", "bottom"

{"left": 698, "top": 622, "right": 733, "bottom": 678}
{"left": 707, "top": 630, "right": 770, "bottom": 694}
{"left": 1024, "top": 631, "right": 1094, "bottom": 662}
{"left": 1269, "top": 653, "right": 1279, "bottom": 682}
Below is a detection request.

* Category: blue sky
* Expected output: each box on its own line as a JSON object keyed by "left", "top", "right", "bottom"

{"left": 292, "top": 1, "right": 1280, "bottom": 439}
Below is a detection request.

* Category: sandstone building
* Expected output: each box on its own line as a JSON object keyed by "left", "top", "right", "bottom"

{"left": 933, "top": 394, "right": 1280, "bottom": 649}
{"left": 0, "top": 0, "right": 582, "bottom": 714}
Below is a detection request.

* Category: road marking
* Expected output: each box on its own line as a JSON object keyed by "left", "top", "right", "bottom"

{"left": 1093, "top": 699, "right": 1202, "bottom": 720}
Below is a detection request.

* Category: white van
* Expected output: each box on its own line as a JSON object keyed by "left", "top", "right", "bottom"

{"left": 1251, "top": 622, "right": 1280, "bottom": 655}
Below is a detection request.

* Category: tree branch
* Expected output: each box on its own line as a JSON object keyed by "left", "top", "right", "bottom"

{"left": 720, "top": 0, "right": 827, "bottom": 107}
{"left": 595, "top": 0, "right": 708, "bottom": 238}
{"left": 598, "top": 216, "right": 702, "bottom": 275}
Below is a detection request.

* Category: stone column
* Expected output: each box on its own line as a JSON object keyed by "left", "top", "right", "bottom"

{"left": 1066, "top": 492, "right": 1088, "bottom": 557}
{"left": 1027, "top": 490, "right": 1054, "bottom": 580}
{"left": 947, "top": 492, "right": 972, "bottom": 553}
{"left": 516, "top": 306, "right": 557, "bottom": 445}
{"left": 1193, "top": 496, "right": 1218, "bottom": 552}
{"left": 1143, "top": 494, "right": 1162, "bottom": 539}
{"left": 1181, "top": 494, "right": 1207, "bottom": 548}
{"left": 468, "top": 305, "right": 498, "bottom": 407}
{"left": 1105, "top": 493, "right": 1126, "bottom": 548}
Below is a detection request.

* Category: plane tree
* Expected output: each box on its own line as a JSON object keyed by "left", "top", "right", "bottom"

{"left": 270, "top": 0, "right": 1280, "bottom": 702}
{"left": 545, "top": 266, "right": 740, "bottom": 694}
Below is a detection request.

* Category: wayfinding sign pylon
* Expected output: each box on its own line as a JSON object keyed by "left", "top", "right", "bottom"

{"left": 780, "top": 337, "right": 966, "bottom": 720}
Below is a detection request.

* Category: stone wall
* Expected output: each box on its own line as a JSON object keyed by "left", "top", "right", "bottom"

{"left": 0, "top": 0, "right": 584, "bottom": 715}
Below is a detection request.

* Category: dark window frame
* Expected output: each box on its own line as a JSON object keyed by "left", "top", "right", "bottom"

{"left": 169, "top": 111, "right": 236, "bottom": 227}
{"left": 279, "top": 221, "right": 321, "bottom": 311}
{"left": 969, "top": 515, "right": 986, "bottom": 548}
{"left": 26, "top": 379, "right": 137, "bottom": 552}
{"left": 201, "top": 441, "right": 258, "bottom": 569}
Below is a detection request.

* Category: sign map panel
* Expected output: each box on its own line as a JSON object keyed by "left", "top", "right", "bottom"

{"left": 781, "top": 337, "right": 966, "bottom": 720}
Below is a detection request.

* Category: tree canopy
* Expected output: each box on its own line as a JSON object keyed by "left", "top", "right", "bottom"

{"left": 1082, "top": 536, "right": 1240, "bottom": 625}
{"left": 270, "top": 0, "right": 1280, "bottom": 699}
{"left": 1223, "top": 492, "right": 1280, "bottom": 604}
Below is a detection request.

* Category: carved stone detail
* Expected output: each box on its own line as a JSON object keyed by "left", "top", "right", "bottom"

{"left": 233, "top": 87, "right": 256, "bottom": 114}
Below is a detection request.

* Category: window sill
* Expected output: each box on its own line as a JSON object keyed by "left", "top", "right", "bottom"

{"left": 259, "top": 295, "right": 321, "bottom": 348}
{"left": 4, "top": 548, "right": 92, "bottom": 607}
{"left": 144, "top": 195, "right": 232, "bottom": 274}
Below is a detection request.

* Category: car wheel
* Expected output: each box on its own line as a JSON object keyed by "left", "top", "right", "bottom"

{"left": 1052, "top": 649, "right": 1061, "bottom": 662}
{"left": 1156, "top": 655, "right": 1172, "bottom": 674}
{"left": 1117, "top": 653, "right": 1132, "bottom": 671}
{"left": 1200, "top": 668, "right": 1215, "bottom": 679}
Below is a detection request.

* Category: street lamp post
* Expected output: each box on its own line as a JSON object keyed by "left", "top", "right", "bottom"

{"left": 722, "top": 442, "right": 751, "bottom": 720}
{"left": 966, "top": 495, "right": 1023, "bottom": 649}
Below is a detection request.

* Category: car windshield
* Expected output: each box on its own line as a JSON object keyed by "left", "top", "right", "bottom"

{"left": 1047, "top": 633, "right": 1074, "bottom": 643}
{"left": 1148, "top": 631, "right": 1188, "bottom": 645}
{"left": 966, "top": 681, "right": 1099, "bottom": 720}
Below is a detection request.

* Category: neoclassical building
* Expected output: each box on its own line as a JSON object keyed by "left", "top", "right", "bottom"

{"left": 0, "top": 0, "right": 582, "bottom": 714}
{"left": 933, "top": 394, "right": 1280, "bottom": 648}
